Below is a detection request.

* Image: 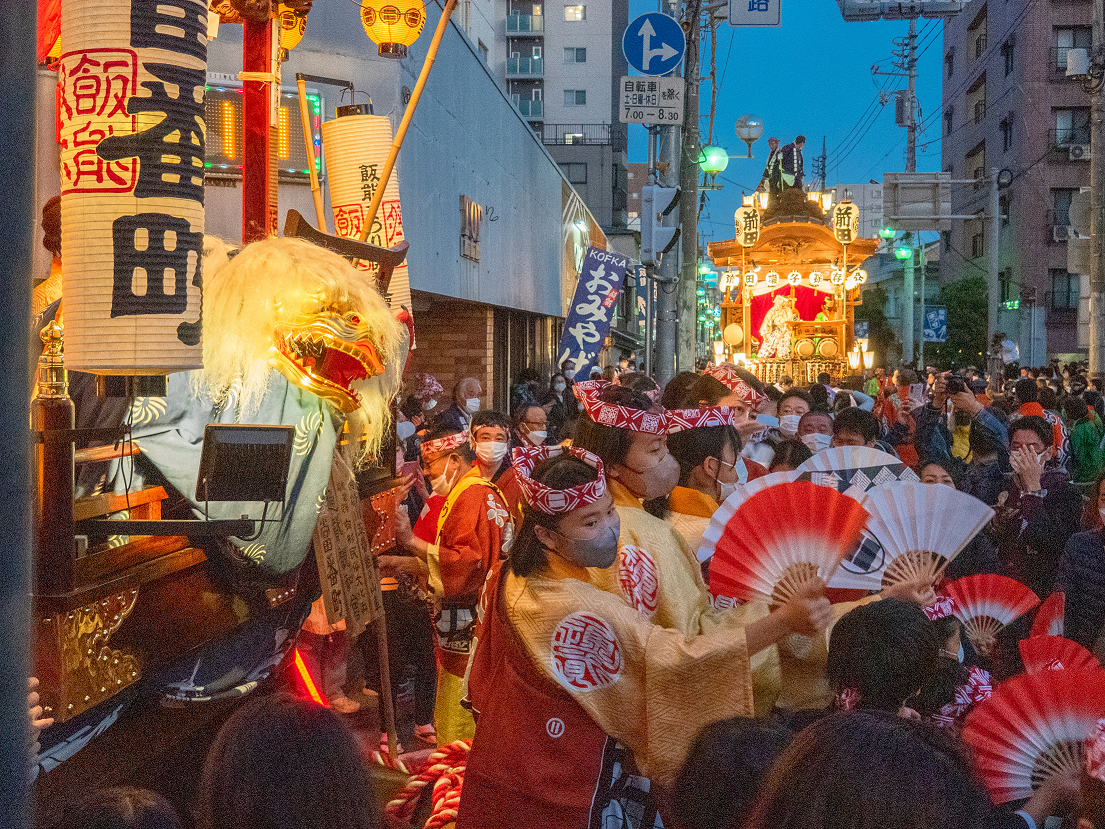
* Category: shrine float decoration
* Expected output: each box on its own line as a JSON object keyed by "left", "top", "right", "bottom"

{"left": 709, "top": 187, "right": 880, "bottom": 385}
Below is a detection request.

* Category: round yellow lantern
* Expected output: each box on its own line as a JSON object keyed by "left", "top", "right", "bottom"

{"left": 278, "top": 3, "right": 308, "bottom": 51}
{"left": 723, "top": 323, "right": 744, "bottom": 346}
{"left": 360, "top": 0, "right": 426, "bottom": 58}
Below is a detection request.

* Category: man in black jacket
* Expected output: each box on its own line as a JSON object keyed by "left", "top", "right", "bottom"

{"left": 780, "top": 135, "right": 806, "bottom": 190}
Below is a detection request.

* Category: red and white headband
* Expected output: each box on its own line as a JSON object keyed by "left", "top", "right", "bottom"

{"left": 703, "top": 363, "right": 769, "bottom": 413}
{"left": 573, "top": 379, "right": 670, "bottom": 435}
{"left": 667, "top": 406, "right": 742, "bottom": 433}
{"left": 924, "top": 596, "right": 958, "bottom": 621}
{"left": 1088, "top": 718, "right": 1105, "bottom": 783}
{"left": 421, "top": 431, "right": 468, "bottom": 460}
{"left": 512, "top": 444, "right": 607, "bottom": 514}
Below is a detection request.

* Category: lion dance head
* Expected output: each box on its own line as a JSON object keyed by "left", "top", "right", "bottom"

{"left": 199, "top": 236, "right": 405, "bottom": 466}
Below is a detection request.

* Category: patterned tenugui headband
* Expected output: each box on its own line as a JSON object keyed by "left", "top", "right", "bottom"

{"left": 572, "top": 379, "right": 670, "bottom": 434}
{"left": 513, "top": 444, "right": 607, "bottom": 514}
{"left": 1088, "top": 718, "right": 1105, "bottom": 783}
{"left": 703, "top": 363, "right": 769, "bottom": 412}
{"left": 924, "top": 596, "right": 958, "bottom": 621}
{"left": 667, "top": 406, "right": 742, "bottom": 433}
{"left": 421, "top": 431, "right": 468, "bottom": 460}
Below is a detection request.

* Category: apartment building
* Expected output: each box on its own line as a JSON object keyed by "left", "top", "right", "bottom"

{"left": 499, "top": 1, "right": 630, "bottom": 235}
{"left": 939, "top": 0, "right": 1090, "bottom": 362}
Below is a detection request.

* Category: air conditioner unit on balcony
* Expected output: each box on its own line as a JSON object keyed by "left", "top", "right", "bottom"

{"left": 1054, "top": 225, "right": 1075, "bottom": 242}
{"left": 1069, "top": 144, "right": 1091, "bottom": 161}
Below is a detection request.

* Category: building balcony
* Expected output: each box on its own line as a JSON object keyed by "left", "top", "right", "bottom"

{"left": 506, "top": 14, "right": 544, "bottom": 34}
{"left": 507, "top": 55, "right": 544, "bottom": 77}
{"left": 542, "top": 123, "right": 628, "bottom": 152}
{"left": 512, "top": 96, "right": 544, "bottom": 119}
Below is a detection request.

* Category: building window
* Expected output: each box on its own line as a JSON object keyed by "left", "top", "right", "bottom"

{"left": 1051, "top": 269, "right": 1079, "bottom": 310}
{"left": 1053, "top": 188, "right": 1077, "bottom": 227}
{"left": 974, "top": 100, "right": 986, "bottom": 124}
{"left": 559, "top": 162, "right": 587, "bottom": 184}
{"left": 944, "top": 107, "right": 954, "bottom": 136}
{"left": 1000, "top": 117, "right": 1013, "bottom": 151}
{"left": 1000, "top": 268, "right": 1016, "bottom": 303}
{"left": 564, "top": 47, "right": 586, "bottom": 63}
{"left": 968, "top": 8, "right": 987, "bottom": 60}
{"left": 1056, "top": 27, "right": 1092, "bottom": 69}
{"left": 564, "top": 4, "right": 585, "bottom": 20}
{"left": 945, "top": 49, "right": 955, "bottom": 79}
{"left": 1055, "top": 107, "right": 1091, "bottom": 145}
{"left": 967, "top": 75, "right": 986, "bottom": 126}
{"left": 966, "top": 142, "right": 986, "bottom": 189}
{"left": 478, "top": 40, "right": 489, "bottom": 63}
{"left": 1002, "top": 38, "right": 1014, "bottom": 76}
{"left": 564, "top": 89, "right": 586, "bottom": 106}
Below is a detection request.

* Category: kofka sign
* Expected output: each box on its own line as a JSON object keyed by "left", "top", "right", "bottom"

{"left": 558, "top": 247, "right": 630, "bottom": 377}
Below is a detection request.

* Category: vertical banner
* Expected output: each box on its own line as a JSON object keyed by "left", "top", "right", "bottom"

{"left": 557, "top": 247, "right": 629, "bottom": 376}
{"left": 632, "top": 265, "right": 648, "bottom": 338}
{"left": 59, "top": 0, "right": 207, "bottom": 373}
{"left": 319, "top": 114, "right": 413, "bottom": 317}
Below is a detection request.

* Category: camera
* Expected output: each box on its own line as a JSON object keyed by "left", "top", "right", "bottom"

{"left": 944, "top": 375, "right": 966, "bottom": 394}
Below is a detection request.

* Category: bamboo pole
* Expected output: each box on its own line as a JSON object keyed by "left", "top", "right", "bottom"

{"left": 356, "top": 0, "right": 459, "bottom": 241}
{"left": 296, "top": 76, "right": 329, "bottom": 234}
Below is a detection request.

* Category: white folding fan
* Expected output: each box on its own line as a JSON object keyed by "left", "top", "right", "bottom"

{"left": 834, "top": 481, "right": 995, "bottom": 591}
{"left": 795, "top": 445, "right": 920, "bottom": 501}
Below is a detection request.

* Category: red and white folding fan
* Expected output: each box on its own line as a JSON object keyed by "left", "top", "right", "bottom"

{"left": 796, "top": 445, "right": 907, "bottom": 473}
{"left": 697, "top": 469, "right": 800, "bottom": 564}
{"left": 845, "top": 481, "right": 994, "bottom": 591}
{"left": 943, "top": 574, "right": 1041, "bottom": 655}
{"left": 704, "top": 480, "right": 869, "bottom": 606}
{"left": 962, "top": 667, "right": 1105, "bottom": 803}
{"left": 1018, "top": 636, "right": 1100, "bottom": 674}
{"left": 1030, "top": 591, "right": 1065, "bottom": 638}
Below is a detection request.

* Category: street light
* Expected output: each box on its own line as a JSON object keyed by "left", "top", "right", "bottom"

{"left": 734, "top": 114, "right": 764, "bottom": 159}
{"left": 878, "top": 226, "right": 897, "bottom": 240}
{"left": 893, "top": 243, "right": 913, "bottom": 260}
{"left": 699, "top": 146, "right": 730, "bottom": 175}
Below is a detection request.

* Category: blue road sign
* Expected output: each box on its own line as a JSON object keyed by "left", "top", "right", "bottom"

{"left": 622, "top": 12, "right": 686, "bottom": 77}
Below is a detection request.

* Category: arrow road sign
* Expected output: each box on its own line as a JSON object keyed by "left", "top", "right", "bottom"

{"left": 622, "top": 12, "right": 686, "bottom": 77}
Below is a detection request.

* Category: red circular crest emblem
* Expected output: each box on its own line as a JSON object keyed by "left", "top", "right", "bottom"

{"left": 550, "top": 612, "right": 623, "bottom": 691}
{"left": 618, "top": 545, "right": 658, "bottom": 614}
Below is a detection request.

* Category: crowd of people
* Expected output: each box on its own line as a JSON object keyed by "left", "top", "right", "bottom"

{"left": 48, "top": 356, "right": 1105, "bottom": 829}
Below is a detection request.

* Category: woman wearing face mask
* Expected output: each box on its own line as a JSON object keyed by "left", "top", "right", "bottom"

{"left": 396, "top": 426, "right": 514, "bottom": 746}
{"left": 913, "top": 597, "right": 992, "bottom": 731}
{"left": 543, "top": 372, "right": 577, "bottom": 443}
{"left": 458, "top": 445, "right": 827, "bottom": 829}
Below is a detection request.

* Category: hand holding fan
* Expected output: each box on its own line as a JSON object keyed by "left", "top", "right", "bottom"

{"left": 1018, "top": 636, "right": 1100, "bottom": 674}
{"left": 856, "top": 482, "right": 994, "bottom": 591}
{"left": 1030, "top": 591, "right": 1065, "bottom": 638}
{"left": 943, "top": 574, "right": 1041, "bottom": 655}
{"left": 963, "top": 667, "right": 1105, "bottom": 803}
{"left": 705, "top": 480, "right": 869, "bottom": 606}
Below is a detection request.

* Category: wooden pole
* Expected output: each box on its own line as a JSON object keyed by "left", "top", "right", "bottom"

{"left": 376, "top": 614, "right": 398, "bottom": 759}
{"left": 356, "top": 0, "right": 459, "bottom": 241}
{"left": 296, "top": 77, "right": 329, "bottom": 234}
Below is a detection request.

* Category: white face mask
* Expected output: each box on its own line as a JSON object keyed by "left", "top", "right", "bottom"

{"left": 779, "top": 414, "right": 802, "bottom": 436}
{"left": 422, "top": 398, "right": 437, "bottom": 411}
{"left": 525, "top": 429, "right": 547, "bottom": 446}
{"left": 396, "top": 420, "right": 416, "bottom": 441}
{"left": 429, "top": 457, "right": 458, "bottom": 497}
{"left": 465, "top": 397, "right": 481, "bottom": 414}
{"left": 718, "top": 480, "right": 738, "bottom": 503}
{"left": 553, "top": 382, "right": 567, "bottom": 393}
{"left": 801, "top": 433, "right": 832, "bottom": 453}
{"left": 475, "top": 440, "right": 509, "bottom": 465}
{"left": 564, "top": 369, "right": 576, "bottom": 379}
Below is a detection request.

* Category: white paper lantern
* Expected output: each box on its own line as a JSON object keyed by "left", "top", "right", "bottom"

{"left": 320, "top": 114, "right": 412, "bottom": 314}
{"left": 787, "top": 270, "right": 802, "bottom": 285}
{"left": 765, "top": 270, "right": 780, "bottom": 288}
{"left": 59, "top": 0, "right": 207, "bottom": 374}
{"left": 744, "top": 271, "right": 758, "bottom": 286}
{"left": 830, "top": 268, "right": 847, "bottom": 285}
{"left": 809, "top": 271, "right": 824, "bottom": 287}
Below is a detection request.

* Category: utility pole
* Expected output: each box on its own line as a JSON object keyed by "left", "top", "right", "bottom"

{"left": 987, "top": 167, "right": 1002, "bottom": 357}
{"left": 813, "top": 135, "right": 827, "bottom": 191}
{"left": 900, "top": 17, "right": 918, "bottom": 366}
{"left": 1089, "top": 0, "right": 1105, "bottom": 384}
{"left": 677, "top": 2, "right": 702, "bottom": 374}
{"left": 653, "top": 0, "right": 684, "bottom": 388}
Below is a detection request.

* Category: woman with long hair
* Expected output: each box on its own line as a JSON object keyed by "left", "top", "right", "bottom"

{"left": 1057, "top": 471, "right": 1105, "bottom": 655}
{"left": 457, "top": 444, "right": 830, "bottom": 829}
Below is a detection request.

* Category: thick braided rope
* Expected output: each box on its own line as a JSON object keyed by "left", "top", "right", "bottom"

{"left": 384, "top": 740, "right": 472, "bottom": 827}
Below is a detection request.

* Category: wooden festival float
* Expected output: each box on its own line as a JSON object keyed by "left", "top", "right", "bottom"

{"left": 31, "top": 0, "right": 458, "bottom": 806}
{"left": 707, "top": 187, "right": 880, "bottom": 385}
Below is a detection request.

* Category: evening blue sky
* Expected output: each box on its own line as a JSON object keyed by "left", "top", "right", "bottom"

{"left": 625, "top": 1, "right": 944, "bottom": 243}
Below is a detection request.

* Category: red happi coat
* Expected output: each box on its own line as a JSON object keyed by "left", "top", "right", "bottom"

{"left": 457, "top": 562, "right": 663, "bottom": 829}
